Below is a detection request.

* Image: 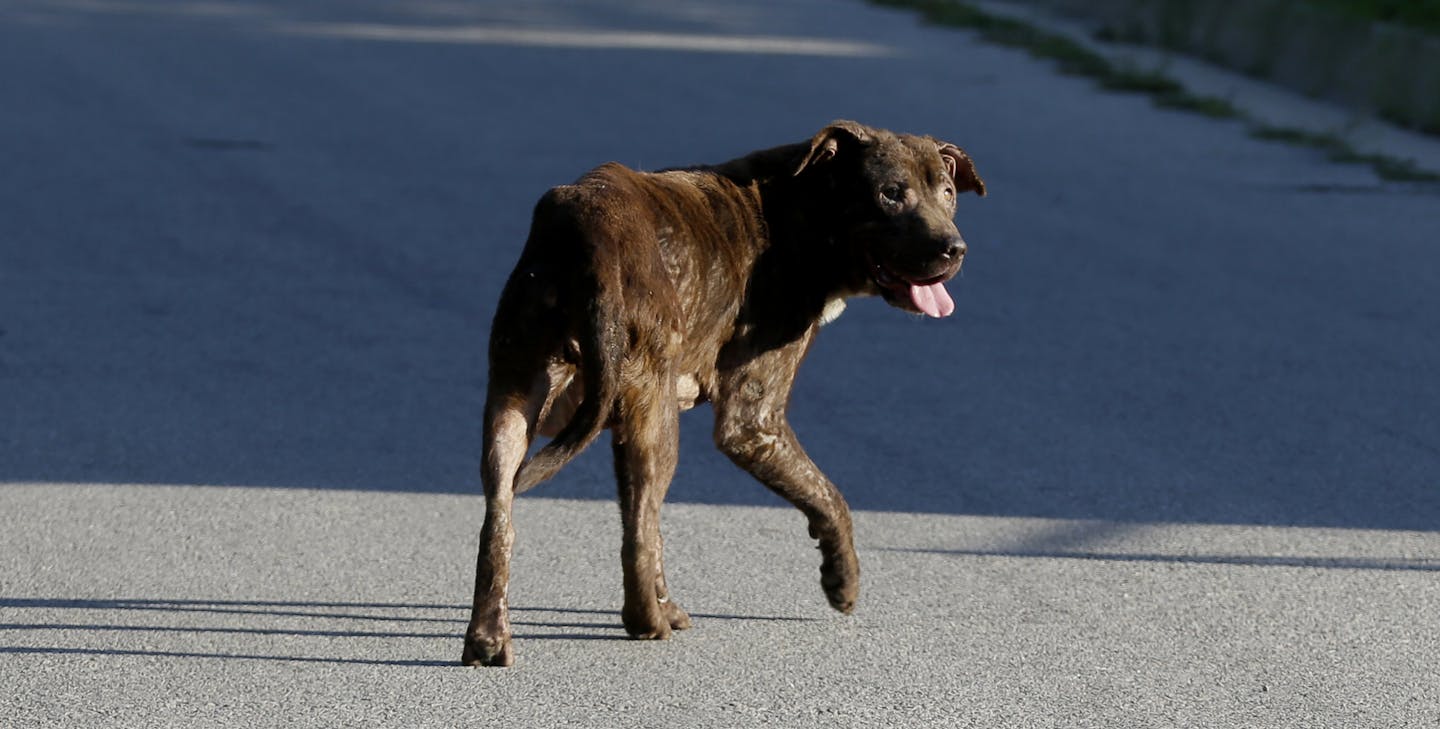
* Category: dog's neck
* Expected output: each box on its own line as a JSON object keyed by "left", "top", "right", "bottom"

{"left": 714, "top": 142, "right": 868, "bottom": 297}
{"left": 706, "top": 143, "right": 869, "bottom": 354}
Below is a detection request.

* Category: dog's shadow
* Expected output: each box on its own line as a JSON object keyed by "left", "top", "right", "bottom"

{"left": 0, "top": 597, "right": 814, "bottom": 667}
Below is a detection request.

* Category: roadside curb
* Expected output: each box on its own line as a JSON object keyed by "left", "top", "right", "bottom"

{"left": 1001, "top": 0, "right": 1440, "bottom": 134}
{"left": 959, "top": 0, "right": 1440, "bottom": 182}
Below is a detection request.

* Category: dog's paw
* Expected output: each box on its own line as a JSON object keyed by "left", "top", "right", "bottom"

{"left": 820, "top": 557, "right": 859, "bottom": 614}
{"left": 461, "top": 633, "right": 514, "bottom": 667}
{"left": 661, "top": 597, "right": 692, "bottom": 631}
{"left": 622, "top": 604, "right": 675, "bottom": 641}
{"left": 624, "top": 622, "right": 673, "bottom": 641}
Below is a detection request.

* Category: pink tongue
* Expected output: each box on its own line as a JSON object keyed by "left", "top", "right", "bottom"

{"left": 909, "top": 281, "right": 955, "bottom": 318}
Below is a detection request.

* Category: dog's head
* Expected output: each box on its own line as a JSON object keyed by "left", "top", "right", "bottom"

{"left": 794, "top": 120, "right": 985, "bottom": 318}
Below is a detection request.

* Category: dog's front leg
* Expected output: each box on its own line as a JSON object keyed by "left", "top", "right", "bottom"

{"left": 713, "top": 341, "right": 859, "bottom": 613}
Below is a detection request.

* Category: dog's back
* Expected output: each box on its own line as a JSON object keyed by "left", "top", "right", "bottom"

{"left": 491, "top": 161, "right": 769, "bottom": 491}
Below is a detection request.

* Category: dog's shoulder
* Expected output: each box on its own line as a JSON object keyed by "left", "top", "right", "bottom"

{"left": 707, "top": 142, "right": 810, "bottom": 186}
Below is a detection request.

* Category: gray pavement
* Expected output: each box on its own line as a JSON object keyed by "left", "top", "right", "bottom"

{"left": 1, "top": 1, "right": 1438, "bottom": 727}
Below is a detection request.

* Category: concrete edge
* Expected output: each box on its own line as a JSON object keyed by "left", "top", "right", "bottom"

{"left": 964, "top": 0, "right": 1440, "bottom": 180}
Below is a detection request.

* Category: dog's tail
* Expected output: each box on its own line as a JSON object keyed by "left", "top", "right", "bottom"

{"left": 512, "top": 273, "right": 622, "bottom": 495}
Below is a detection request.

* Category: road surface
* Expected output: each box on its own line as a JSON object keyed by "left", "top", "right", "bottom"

{"left": 2, "top": 1, "right": 1437, "bottom": 726}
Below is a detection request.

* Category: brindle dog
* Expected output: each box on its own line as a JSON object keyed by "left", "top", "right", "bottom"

{"left": 464, "top": 120, "right": 985, "bottom": 666}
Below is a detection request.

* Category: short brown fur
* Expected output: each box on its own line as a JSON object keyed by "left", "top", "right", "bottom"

{"left": 463, "top": 121, "right": 985, "bottom": 666}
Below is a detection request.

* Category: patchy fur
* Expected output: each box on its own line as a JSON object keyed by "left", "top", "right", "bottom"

{"left": 463, "top": 121, "right": 985, "bottom": 667}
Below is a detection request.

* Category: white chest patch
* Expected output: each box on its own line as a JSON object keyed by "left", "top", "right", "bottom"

{"left": 675, "top": 374, "right": 700, "bottom": 411}
{"left": 819, "top": 297, "right": 847, "bottom": 326}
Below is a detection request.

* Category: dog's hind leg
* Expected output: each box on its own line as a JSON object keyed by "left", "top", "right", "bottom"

{"left": 462, "top": 374, "right": 549, "bottom": 667}
{"left": 610, "top": 367, "right": 688, "bottom": 639}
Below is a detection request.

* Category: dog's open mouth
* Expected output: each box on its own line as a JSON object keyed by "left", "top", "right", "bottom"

{"left": 870, "top": 259, "right": 956, "bottom": 318}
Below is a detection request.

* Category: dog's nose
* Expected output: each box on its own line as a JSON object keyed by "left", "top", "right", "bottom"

{"left": 941, "top": 236, "right": 967, "bottom": 260}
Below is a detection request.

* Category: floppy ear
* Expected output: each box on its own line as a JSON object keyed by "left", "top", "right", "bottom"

{"left": 936, "top": 142, "right": 987, "bottom": 197}
{"left": 793, "top": 120, "right": 873, "bottom": 176}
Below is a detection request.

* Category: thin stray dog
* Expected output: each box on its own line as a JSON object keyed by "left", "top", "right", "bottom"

{"left": 464, "top": 120, "right": 985, "bottom": 666}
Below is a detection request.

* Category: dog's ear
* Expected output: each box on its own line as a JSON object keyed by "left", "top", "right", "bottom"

{"left": 793, "top": 120, "right": 873, "bottom": 176}
{"left": 936, "top": 141, "right": 987, "bottom": 197}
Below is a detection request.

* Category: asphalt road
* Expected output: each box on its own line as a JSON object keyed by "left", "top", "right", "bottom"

{"left": 2, "top": 1, "right": 1438, "bottom": 727}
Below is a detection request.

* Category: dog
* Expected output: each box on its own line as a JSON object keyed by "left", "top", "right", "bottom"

{"left": 463, "top": 120, "right": 985, "bottom": 666}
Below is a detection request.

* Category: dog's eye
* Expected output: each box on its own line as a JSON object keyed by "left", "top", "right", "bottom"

{"left": 880, "top": 184, "right": 905, "bottom": 205}
{"left": 942, "top": 186, "right": 954, "bottom": 201}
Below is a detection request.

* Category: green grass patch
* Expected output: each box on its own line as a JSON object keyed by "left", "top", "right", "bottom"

{"left": 1250, "top": 125, "right": 1440, "bottom": 181}
{"left": 1154, "top": 92, "right": 1243, "bottom": 119}
{"left": 1100, "top": 69, "right": 1238, "bottom": 117}
{"left": 1027, "top": 35, "right": 1116, "bottom": 77}
{"left": 1250, "top": 126, "right": 1345, "bottom": 147}
{"left": 1098, "top": 68, "right": 1183, "bottom": 94}
{"left": 1349, "top": 154, "right": 1440, "bottom": 182}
